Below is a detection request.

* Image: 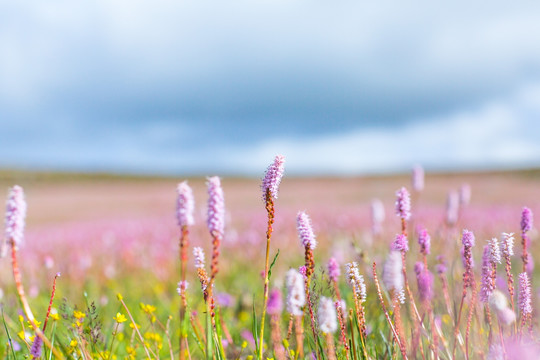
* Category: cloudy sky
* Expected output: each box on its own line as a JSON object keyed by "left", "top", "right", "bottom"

{"left": 2, "top": 1, "right": 540, "bottom": 175}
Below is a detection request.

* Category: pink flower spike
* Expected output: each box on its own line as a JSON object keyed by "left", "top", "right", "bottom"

{"left": 518, "top": 272, "right": 532, "bottom": 315}
{"left": 4, "top": 185, "right": 27, "bottom": 247}
{"left": 261, "top": 155, "right": 285, "bottom": 200}
{"left": 267, "top": 288, "right": 283, "bottom": 315}
{"left": 296, "top": 211, "right": 317, "bottom": 250}
{"left": 176, "top": 181, "right": 195, "bottom": 228}
{"left": 328, "top": 257, "right": 340, "bottom": 282}
{"left": 521, "top": 207, "right": 533, "bottom": 233}
{"left": 395, "top": 187, "right": 411, "bottom": 221}
{"left": 392, "top": 234, "right": 409, "bottom": 253}
{"left": 193, "top": 247, "right": 205, "bottom": 269}
{"left": 206, "top": 176, "right": 225, "bottom": 238}
{"left": 417, "top": 227, "right": 431, "bottom": 255}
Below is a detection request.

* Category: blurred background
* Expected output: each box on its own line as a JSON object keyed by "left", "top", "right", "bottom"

{"left": 2, "top": 1, "right": 540, "bottom": 176}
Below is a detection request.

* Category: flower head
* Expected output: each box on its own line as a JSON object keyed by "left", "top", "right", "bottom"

{"left": 30, "top": 336, "right": 42, "bottom": 359}
{"left": 327, "top": 257, "right": 340, "bottom": 282}
{"left": 480, "top": 245, "right": 495, "bottom": 303}
{"left": 501, "top": 232, "right": 514, "bottom": 257}
{"left": 177, "top": 280, "right": 189, "bottom": 296}
{"left": 383, "top": 251, "right": 403, "bottom": 292}
{"left": 4, "top": 185, "right": 27, "bottom": 246}
{"left": 488, "top": 237, "right": 502, "bottom": 264}
{"left": 521, "top": 207, "right": 533, "bottom": 233}
{"left": 417, "top": 227, "right": 431, "bottom": 255}
{"left": 261, "top": 155, "right": 285, "bottom": 200}
{"left": 395, "top": 187, "right": 411, "bottom": 221}
{"left": 193, "top": 247, "right": 205, "bottom": 269}
{"left": 391, "top": 234, "right": 409, "bottom": 253}
{"left": 414, "top": 262, "right": 433, "bottom": 303}
{"left": 518, "top": 272, "right": 532, "bottom": 315}
{"left": 462, "top": 229, "right": 475, "bottom": 248}
{"left": 345, "top": 262, "right": 366, "bottom": 302}
{"left": 206, "top": 176, "right": 225, "bottom": 238}
{"left": 286, "top": 269, "right": 305, "bottom": 316}
{"left": 318, "top": 296, "right": 338, "bottom": 334}
{"left": 267, "top": 288, "right": 283, "bottom": 315}
{"left": 176, "top": 181, "right": 194, "bottom": 227}
{"left": 296, "top": 211, "right": 317, "bottom": 250}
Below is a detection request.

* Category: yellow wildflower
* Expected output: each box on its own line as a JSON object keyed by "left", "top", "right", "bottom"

{"left": 113, "top": 312, "right": 127, "bottom": 323}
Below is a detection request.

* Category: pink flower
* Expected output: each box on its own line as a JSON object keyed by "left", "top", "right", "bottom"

{"left": 296, "top": 211, "right": 317, "bottom": 250}
{"left": 395, "top": 187, "right": 411, "bottom": 221}
{"left": 327, "top": 257, "right": 340, "bottom": 282}
{"left": 518, "top": 272, "right": 532, "bottom": 315}
{"left": 176, "top": 181, "right": 194, "bottom": 227}
{"left": 4, "top": 185, "right": 27, "bottom": 246}
{"left": 206, "top": 176, "right": 225, "bottom": 237}
{"left": 391, "top": 234, "right": 409, "bottom": 253}
{"left": 261, "top": 155, "right": 285, "bottom": 200}
{"left": 521, "top": 207, "right": 533, "bottom": 233}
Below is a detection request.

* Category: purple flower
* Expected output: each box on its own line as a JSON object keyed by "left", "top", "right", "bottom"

{"left": 327, "top": 257, "right": 340, "bottom": 282}
{"left": 395, "top": 187, "right": 411, "bottom": 221}
{"left": 176, "top": 181, "right": 194, "bottom": 227}
{"left": 391, "top": 234, "right": 409, "bottom": 253}
{"left": 480, "top": 245, "right": 495, "bottom": 303}
{"left": 4, "top": 185, "right": 27, "bottom": 246}
{"left": 216, "top": 292, "right": 234, "bottom": 308}
{"left": 521, "top": 207, "right": 533, "bottom": 233}
{"left": 518, "top": 272, "right": 532, "bottom": 316}
{"left": 193, "top": 247, "right": 205, "bottom": 269}
{"left": 261, "top": 155, "right": 285, "bottom": 200}
{"left": 417, "top": 227, "right": 431, "bottom": 255}
{"left": 462, "top": 229, "right": 475, "bottom": 248}
{"left": 296, "top": 211, "right": 317, "bottom": 250}
{"left": 414, "top": 262, "right": 433, "bottom": 303}
{"left": 435, "top": 255, "right": 447, "bottom": 274}
{"left": 30, "top": 336, "right": 42, "bottom": 358}
{"left": 411, "top": 165, "right": 424, "bottom": 192}
{"left": 206, "top": 176, "right": 225, "bottom": 238}
{"left": 267, "top": 288, "right": 283, "bottom": 315}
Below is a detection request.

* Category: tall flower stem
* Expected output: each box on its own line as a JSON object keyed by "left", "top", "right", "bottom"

{"left": 179, "top": 226, "right": 189, "bottom": 360}
{"left": 11, "top": 244, "right": 64, "bottom": 359}
{"left": 373, "top": 262, "right": 408, "bottom": 359}
{"left": 259, "top": 189, "right": 275, "bottom": 360}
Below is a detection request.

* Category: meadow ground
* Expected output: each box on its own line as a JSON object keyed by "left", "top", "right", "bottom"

{"left": 1, "top": 169, "right": 539, "bottom": 359}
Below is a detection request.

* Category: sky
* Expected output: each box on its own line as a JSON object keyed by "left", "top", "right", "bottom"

{"left": 2, "top": 1, "right": 540, "bottom": 176}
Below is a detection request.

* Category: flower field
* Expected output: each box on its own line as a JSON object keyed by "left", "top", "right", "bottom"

{"left": 1, "top": 162, "right": 540, "bottom": 359}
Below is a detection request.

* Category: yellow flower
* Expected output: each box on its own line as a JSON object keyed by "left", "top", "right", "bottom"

{"left": 113, "top": 312, "right": 127, "bottom": 323}
{"left": 51, "top": 313, "right": 60, "bottom": 321}
{"left": 129, "top": 323, "right": 141, "bottom": 329}
{"left": 27, "top": 320, "right": 42, "bottom": 328}
{"left": 70, "top": 339, "right": 78, "bottom": 347}
{"left": 73, "top": 310, "right": 86, "bottom": 320}
{"left": 140, "top": 303, "right": 156, "bottom": 314}
{"left": 117, "top": 293, "right": 123, "bottom": 301}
